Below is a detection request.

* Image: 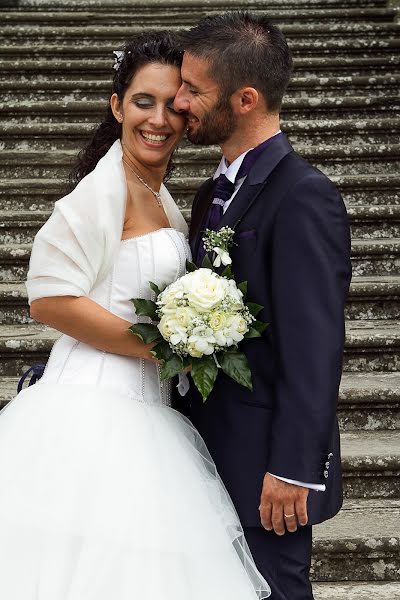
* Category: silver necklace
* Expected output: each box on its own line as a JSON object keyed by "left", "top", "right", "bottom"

{"left": 122, "top": 159, "right": 162, "bottom": 208}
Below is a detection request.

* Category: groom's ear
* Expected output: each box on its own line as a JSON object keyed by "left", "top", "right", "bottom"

{"left": 232, "top": 87, "right": 259, "bottom": 115}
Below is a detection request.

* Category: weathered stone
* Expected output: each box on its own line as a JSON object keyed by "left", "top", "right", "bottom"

{"left": 311, "top": 499, "right": 400, "bottom": 581}
{"left": 312, "top": 582, "right": 400, "bottom": 599}
{"left": 0, "top": 1, "right": 399, "bottom": 594}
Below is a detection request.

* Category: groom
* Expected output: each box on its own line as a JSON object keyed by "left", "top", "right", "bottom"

{"left": 174, "top": 11, "right": 352, "bottom": 600}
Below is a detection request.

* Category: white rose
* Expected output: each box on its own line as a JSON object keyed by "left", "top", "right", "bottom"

{"left": 174, "top": 306, "right": 197, "bottom": 329}
{"left": 228, "top": 314, "right": 248, "bottom": 336}
{"left": 183, "top": 269, "right": 227, "bottom": 313}
{"left": 159, "top": 282, "right": 184, "bottom": 307}
{"left": 223, "top": 315, "right": 245, "bottom": 344}
{"left": 158, "top": 316, "right": 187, "bottom": 345}
{"left": 208, "top": 311, "right": 227, "bottom": 331}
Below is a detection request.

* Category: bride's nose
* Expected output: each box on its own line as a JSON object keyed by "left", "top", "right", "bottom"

{"left": 147, "top": 105, "right": 167, "bottom": 128}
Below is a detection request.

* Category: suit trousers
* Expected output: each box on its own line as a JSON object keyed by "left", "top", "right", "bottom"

{"left": 243, "top": 525, "right": 314, "bottom": 600}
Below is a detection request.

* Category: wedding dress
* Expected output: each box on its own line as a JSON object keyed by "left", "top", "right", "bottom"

{"left": 0, "top": 227, "right": 270, "bottom": 599}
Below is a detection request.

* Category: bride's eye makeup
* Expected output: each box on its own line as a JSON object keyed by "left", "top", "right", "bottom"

{"left": 130, "top": 94, "right": 180, "bottom": 114}
{"left": 131, "top": 95, "right": 154, "bottom": 109}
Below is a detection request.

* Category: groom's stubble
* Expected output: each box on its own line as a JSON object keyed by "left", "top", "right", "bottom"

{"left": 187, "top": 93, "right": 238, "bottom": 146}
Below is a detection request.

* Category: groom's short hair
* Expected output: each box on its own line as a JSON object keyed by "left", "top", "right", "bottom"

{"left": 180, "top": 11, "right": 293, "bottom": 114}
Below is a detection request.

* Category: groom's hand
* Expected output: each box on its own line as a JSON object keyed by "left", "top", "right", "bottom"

{"left": 259, "top": 473, "right": 309, "bottom": 535}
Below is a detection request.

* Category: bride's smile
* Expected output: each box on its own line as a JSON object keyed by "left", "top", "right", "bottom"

{"left": 111, "top": 62, "right": 187, "bottom": 173}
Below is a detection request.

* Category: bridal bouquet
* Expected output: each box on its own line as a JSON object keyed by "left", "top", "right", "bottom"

{"left": 130, "top": 228, "right": 267, "bottom": 401}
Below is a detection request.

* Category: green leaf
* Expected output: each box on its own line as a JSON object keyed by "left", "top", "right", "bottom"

{"left": 219, "top": 351, "right": 253, "bottom": 391}
{"left": 221, "top": 265, "right": 233, "bottom": 279}
{"left": 131, "top": 298, "right": 158, "bottom": 320}
{"left": 186, "top": 260, "right": 198, "bottom": 273}
{"left": 150, "top": 340, "right": 174, "bottom": 362}
{"left": 201, "top": 254, "right": 213, "bottom": 270}
{"left": 246, "top": 302, "right": 264, "bottom": 317}
{"left": 191, "top": 355, "right": 218, "bottom": 402}
{"left": 129, "top": 323, "right": 162, "bottom": 344}
{"left": 159, "top": 355, "right": 184, "bottom": 380}
{"left": 244, "top": 326, "right": 262, "bottom": 339}
{"left": 238, "top": 281, "right": 248, "bottom": 296}
{"left": 149, "top": 281, "right": 161, "bottom": 297}
{"left": 251, "top": 320, "right": 269, "bottom": 334}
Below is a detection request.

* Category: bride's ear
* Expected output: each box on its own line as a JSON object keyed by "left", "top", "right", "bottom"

{"left": 110, "top": 93, "right": 124, "bottom": 123}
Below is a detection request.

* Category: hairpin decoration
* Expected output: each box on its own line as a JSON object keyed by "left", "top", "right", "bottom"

{"left": 113, "top": 50, "right": 125, "bottom": 71}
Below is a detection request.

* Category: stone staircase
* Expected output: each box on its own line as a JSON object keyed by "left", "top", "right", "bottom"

{"left": 0, "top": 0, "right": 399, "bottom": 597}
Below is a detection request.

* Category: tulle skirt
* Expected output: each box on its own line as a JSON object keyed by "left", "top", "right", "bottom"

{"left": 0, "top": 383, "right": 270, "bottom": 599}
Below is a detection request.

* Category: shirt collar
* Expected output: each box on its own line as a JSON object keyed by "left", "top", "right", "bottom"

{"left": 213, "top": 130, "right": 282, "bottom": 182}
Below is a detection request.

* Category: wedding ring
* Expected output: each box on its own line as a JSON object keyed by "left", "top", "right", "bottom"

{"left": 284, "top": 513, "right": 296, "bottom": 519}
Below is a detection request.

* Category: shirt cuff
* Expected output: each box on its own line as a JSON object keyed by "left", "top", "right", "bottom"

{"left": 269, "top": 473, "right": 326, "bottom": 492}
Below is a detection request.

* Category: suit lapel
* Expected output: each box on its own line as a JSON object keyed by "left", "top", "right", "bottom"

{"left": 190, "top": 178, "right": 215, "bottom": 258}
{"left": 190, "top": 133, "right": 294, "bottom": 256}
{"left": 219, "top": 133, "right": 294, "bottom": 230}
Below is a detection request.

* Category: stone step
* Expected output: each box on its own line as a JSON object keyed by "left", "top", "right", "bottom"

{"left": 346, "top": 276, "right": 400, "bottom": 321}
{"left": 3, "top": 74, "right": 399, "bottom": 101}
{"left": 2, "top": 0, "right": 388, "bottom": 8}
{"left": 1, "top": 173, "right": 399, "bottom": 214}
{"left": 350, "top": 238, "right": 400, "bottom": 277}
{"left": 311, "top": 498, "right": 400, "bottom": 581}
{"left": 1, "top": 370, "right": 397, "bottom": 432}
{"left": 347, "top": 205, "right": 400, "bottom": 240}
{"left": 339, "top": 372, "right": 400, "bottom": 431}
{"left": 0, "top": 370, "right": 398, "bottom": 496}
{"left": 1, "top": 7, "right": 397, "bottom": 26}
{"left": 1, "top": 118, "right": 397, "bottom": 152}
{"left": 1, "top": 96, "right": 398, "bottom": 123}
{"left": 2, "top": 23, "right": 399, "bottom": 42}
{"left": 0, "top": 320, "right": 399, "bottom": 375}
{"left": 1, "top": 275, "right": 399, "bottom": 324}
{"left": 0, "top": 53, "right": 400, "bottom": 81}
{"left": 1, "top": 56, "right": 398, "bottom": 79}
{"left": 1, "top": 203, "right": 398, "bottom": 244}
{"left": 343, "top": 318, "right": 400, "bottom": 373}
{"left": 341, "top": 430, "right": 400, "bottom": 498}
{"left": 1, "top": 145, "right": 399, "bottom": 182}
{"left": 2, "top": 73, "right": 399, "bottom": 99}
{"left": 1, "top": 237, "right": 399, "bottom": 282}
{"left": 313, "top": 582, "right": 400, "bottom": 600}
{"left": 2, "top": 38, "right": 399, "bottom": 60}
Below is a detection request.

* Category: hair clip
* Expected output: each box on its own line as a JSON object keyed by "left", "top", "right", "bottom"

{"left": 113, "top": 50, "right": 125, "bottom": 71}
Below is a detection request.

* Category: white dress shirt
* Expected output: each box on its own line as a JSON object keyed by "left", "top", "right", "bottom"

{"left": 213, "top": 132, "right": 325, "bottom": 492}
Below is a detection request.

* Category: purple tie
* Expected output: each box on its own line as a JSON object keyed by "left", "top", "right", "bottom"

{"left": 207, "top": 174, "right": 235, "bottom": 231}
{"left": 197, "top": 134, "right": 282, "bottom": 263}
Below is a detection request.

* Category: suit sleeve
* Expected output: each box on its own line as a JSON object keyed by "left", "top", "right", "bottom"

{"left": 266, "top": 172, "right": 352, "bottom": 485}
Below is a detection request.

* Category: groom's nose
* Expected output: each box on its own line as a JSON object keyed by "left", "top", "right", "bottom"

{"left": 174, "top": 85, "right": 190, "bottom": 113}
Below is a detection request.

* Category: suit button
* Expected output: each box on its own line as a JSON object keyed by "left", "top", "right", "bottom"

{"left": 323, "top": 470, "right": 329, "bottom": 478}
{"left": 325, "top": 461, "right": 330, "bottom": 469}
{"left": 328, "top": 453, "right": 333, "bottom": 459}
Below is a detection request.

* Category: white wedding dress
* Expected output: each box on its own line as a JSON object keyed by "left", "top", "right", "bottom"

{"left": 0, "top": 227, "right": 270, "bottom": 599}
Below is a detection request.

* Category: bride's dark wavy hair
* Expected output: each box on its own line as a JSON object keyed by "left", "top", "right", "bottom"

{"left": 68, "top": 31, "right": 183, "bottom": 190}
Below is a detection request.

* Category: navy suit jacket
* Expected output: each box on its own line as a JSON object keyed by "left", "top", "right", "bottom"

{"left": 178, "top": 133, "right": 352, "bottom": 527}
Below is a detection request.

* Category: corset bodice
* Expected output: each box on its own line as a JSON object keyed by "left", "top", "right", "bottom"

{"left": 39, "top": 228, "right": 191, "bottom": 405}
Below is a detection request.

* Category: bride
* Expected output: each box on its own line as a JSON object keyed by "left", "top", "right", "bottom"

{"left": 0, "top": 31, "right": 270, "bottom": 599}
